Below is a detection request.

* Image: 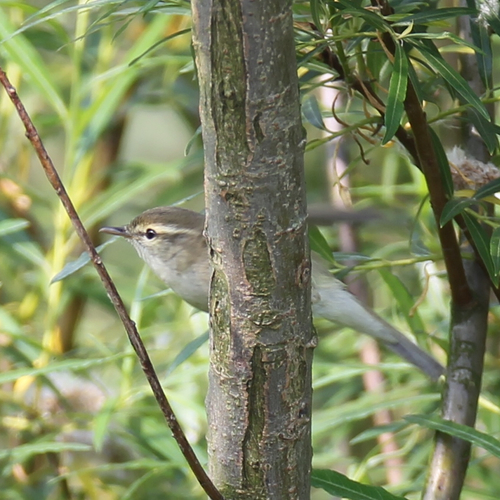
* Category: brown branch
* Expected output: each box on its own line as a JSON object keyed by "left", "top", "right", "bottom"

{"left": 402, "top": 82, "right": 472, "bottom": 306}
{"left": 0, "top": 66, "right": 224, "bottom": 500}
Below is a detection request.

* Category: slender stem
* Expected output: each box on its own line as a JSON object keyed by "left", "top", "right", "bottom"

{"left": 0, "top": 66, "right": 224, "bottom": 500}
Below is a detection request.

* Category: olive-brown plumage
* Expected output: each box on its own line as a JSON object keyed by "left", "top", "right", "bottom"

{"left": 101, "top": 206, "right": 444, "bottom": 379}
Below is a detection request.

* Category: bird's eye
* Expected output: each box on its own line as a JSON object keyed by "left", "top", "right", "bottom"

{"left": 145, "top": 228, "right": 157, "bottom": 240}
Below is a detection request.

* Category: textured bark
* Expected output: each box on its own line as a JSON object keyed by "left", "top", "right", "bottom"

{"left": 422, "top": 11, "right": 491, "bottom": 500}
{"left": 192, "top": 1, "right": 314, "bottom": 499}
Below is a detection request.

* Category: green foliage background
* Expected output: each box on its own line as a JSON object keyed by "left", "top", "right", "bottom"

{"left": 0, "top": 1, "right": 499, "bottom": 499}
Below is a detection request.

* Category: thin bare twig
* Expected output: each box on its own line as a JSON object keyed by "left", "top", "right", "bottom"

{"left": 0, "top": 66, "right": 224, "bottom": 500}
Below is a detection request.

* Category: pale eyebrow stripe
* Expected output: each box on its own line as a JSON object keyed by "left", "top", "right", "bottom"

{"left": 145, "top": 224, "right": 200, "bottom": 236}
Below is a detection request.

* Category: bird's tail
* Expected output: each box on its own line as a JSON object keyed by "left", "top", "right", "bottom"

{"left": 377, "top": 320, "right": 444, "bottom": 380}
{"left": 312, "top": 275, "right": 444, "bottom": 380}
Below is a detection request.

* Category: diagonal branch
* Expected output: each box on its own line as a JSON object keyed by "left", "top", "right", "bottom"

{"left": 0, "top": 66, "right": 224, "bottom": 500}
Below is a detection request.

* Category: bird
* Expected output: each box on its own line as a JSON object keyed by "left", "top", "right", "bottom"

{"left": 100, "top": 206, "right": 444, "bottom": 379}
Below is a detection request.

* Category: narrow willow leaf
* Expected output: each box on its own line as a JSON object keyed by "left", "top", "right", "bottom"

{"left": 404, "top": 31, "right": 485, "bottom": 55}
{"left": 462, "top": 211, "right": 497, "bottom": 284}
{"left": 395, "top": 7, "right": 475, "bottom": 25}
{"left": 302, "top": 95, "right": 327, "bottom": 131}
{"left": 310, "top": 0, "right": 323, "bottom": 31}
{"left": 467, "top": 108, "right": 498, "bottom": 154}
{"left": 0, "top": 354, "right": 126, "bottom": 385}
{"left": 309, "top": 225, "right": 335, "bottom": 264}
{"left": 0, "top": 442, "right": 91, "bottom": 462}
{"left": 440, "top": 198, "right": 476, "bottom": 226}
{"left": 312, "top": 469, "right": 408, "bottom": 500}
{"left": 0, "top": 12, "right": 67, "bottom": 120}
{"left": 0, "top": 218, "right": 30, "bottom": 237}
{"left": 473, "top": 177, "right": 500, "bottom": 200}
{"left": 406, "top": 414, "right": 500, "bottom": 458}
{"left": 93, "top": 397, "right": 119, "bottom": 453}
{"left": 486, "top": 13, "right": 500, "bottom": 39}
{"left": 378, "top": 270, "right": 426, "bottom": 335}
{"left": 491, "top": 227, "right": 500, "bottom": 279}
{"left": 50, "top": 237, "right": 118, "bottom": 283}
{"left": 429, "top": 128, "right": 454, "bottom": 197}
{"left": 383, "top": 41, "right": 408, "bottom": 144}
{"left": 184, "top": 125, "right": 202, "bottom": 156}
{"left": 332, "top": 0, "right": 389, "bottom": 31}
{"left": 166, "top": 331, "right": 209, "bottom": 376}
{"left": 412, "top": 40, "right": 490, "bottom": 121}
{"left": 128, "top": 28, "right": 191, "bottom": 66}
{"left": 469, "top": 15, "right": 493, "bottom": 90}
{"left": 351, "top": 422, "right": 407, "bottom": 444}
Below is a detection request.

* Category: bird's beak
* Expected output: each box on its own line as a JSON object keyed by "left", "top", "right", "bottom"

{"left": 99, "top": 225, "right": 130, "bottom": 238}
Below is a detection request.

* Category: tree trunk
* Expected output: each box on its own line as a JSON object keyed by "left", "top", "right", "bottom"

{"left": 192, "top": 1, "right": 314, "bottom": 499}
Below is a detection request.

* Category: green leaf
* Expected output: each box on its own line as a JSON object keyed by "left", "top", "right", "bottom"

{"left": 93, "top": 396, "right": 119, "bottom": 453}
{"left": 302, "top": 94, "right": 327, "bottom": 131}
{"left": 462, "top": 211, "right": 497, "bottom": 285}
{"left": 0, "top": 10, "right": 67, "bottom": 120}
{"left": 332, "top": 0, "right": 390, "bottom": 31}
{"left": 0, "top": 441, "right": 91, "bottom": 462}
{"left": 403, "top": 31, "right": 485, "bottom": 55}
{"left": 440, "top": 198, "right": 476, "bottom": 226}
{"left": 351, "top": 422, "right": 407, "bottom": 444}
{"left": 469, "top": 13, "right": 493, "bottom": 90}
{"left": 166, "top": 331, "right": 209, "bottom": 376}
{"left": 429, "top": 127, "right": 454, "bottom": 197}
{"left": 394, "top": 7, "right": 475, "bottom": 25}
{"left": 312, "top": 469, "right": 408, "bottom": 500}
{"left": 383, "top": 41, "right": 408, "bottom": 144}
{"left": 411, "top": 39, "right": 490, "bottom": 121}
{"left": 490, "top": 227, "right": 500, "bottom": 279}
{"left": 310, "top": 0, "right": 323, "bottom": 32}
{"left": 0, "top": 354, "right": 126, "bottom": 385}
{"left": 405, "top": 414, "right": 500, "bottom": 458}
{"left": 378, "top": 269, "right": 426, "bottom": 335}
{"left": 467, "top": 108, "right": 498, "bottom": 154}
{"left": 184, "top": 125, "right": 202, "bottom": 156}
{"left": 0, "top": 218, "right": 30, "bottom": 237}
{"left": 309, "top": 225, "right": 335, "bottom": 264}
{"left": 474, "top": 177, "right": 500, "bottom": 200}
{"left": 50, "top": 237, "right": 119, "bottom": 283}
{"left": 128, "top": 28, "right": 191, "bottom": 66}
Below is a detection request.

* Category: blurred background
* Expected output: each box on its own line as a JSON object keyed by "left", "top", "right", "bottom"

{"left": 0, "top": 1, "right": 499, "bottom": 499}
